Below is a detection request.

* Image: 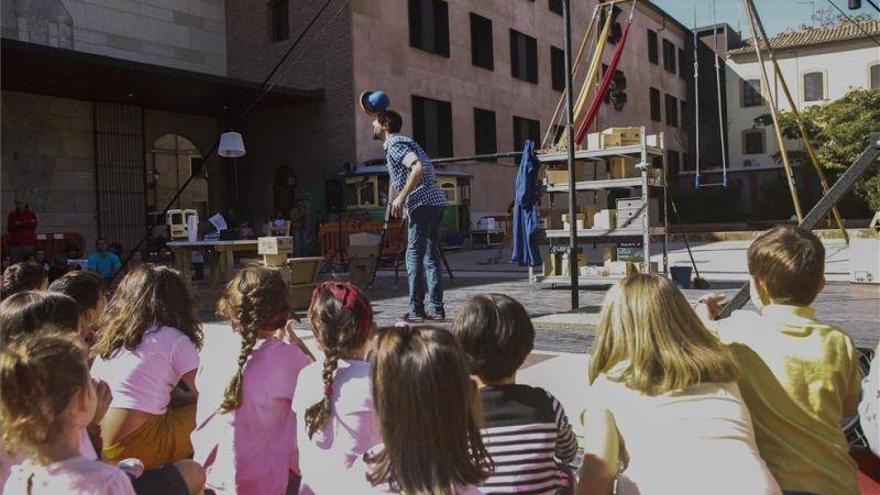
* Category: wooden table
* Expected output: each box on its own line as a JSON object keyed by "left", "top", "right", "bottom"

{"left": 167, "top": 240, "right": 259, "bottom": 291}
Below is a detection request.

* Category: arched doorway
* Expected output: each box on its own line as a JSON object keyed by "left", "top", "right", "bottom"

{"left": 146, "top": 134, "right": 209, "bottom": 219}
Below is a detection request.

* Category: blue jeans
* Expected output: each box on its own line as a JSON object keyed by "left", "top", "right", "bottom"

{"left": 406, "top": 206, "right": 445, "bottom": 314}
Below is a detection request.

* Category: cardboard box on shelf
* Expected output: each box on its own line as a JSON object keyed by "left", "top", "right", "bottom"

{"left": 593, "top": 209, "right": 617, "bottom": 230}
{"left": 546, "top": 162, "right": 588, "bottom": 185}
{"left": 601, "top": 127, "right": 641, "bottom": 148}
{"left": 584, "top": 205, "right": 600, "bottom": 228}
{"left": 540, "top": 208, "right": 565, "bottom": 230}
{"left": 608, "top": 157, "right": 633, "bottom": 179}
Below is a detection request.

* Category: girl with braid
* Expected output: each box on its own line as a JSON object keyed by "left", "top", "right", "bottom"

{"left": 191, "top": 265, "right": 311, "bottom": 495}
{"left": 292, "top": 280, "right": 381, "bottom": 495}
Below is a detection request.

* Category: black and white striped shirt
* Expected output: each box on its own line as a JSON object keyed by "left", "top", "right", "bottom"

{"left": 479, "top": 384, "right": 578, "bottom": 494}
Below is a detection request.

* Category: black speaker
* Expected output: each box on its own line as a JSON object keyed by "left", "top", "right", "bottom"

{"left": 849, "top": 0, "right": 862, "bottom": 9}
{"left": 325, "top": 178, "right": 345, "bottom": 213}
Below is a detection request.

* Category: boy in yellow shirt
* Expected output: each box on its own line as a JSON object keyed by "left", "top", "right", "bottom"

{"left": 697, "top": 225, "right": 861, "bottom": 495}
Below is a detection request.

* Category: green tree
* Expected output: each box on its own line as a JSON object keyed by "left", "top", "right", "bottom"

{"left": 755, "top": 88, "right": 880, "bottom": 213}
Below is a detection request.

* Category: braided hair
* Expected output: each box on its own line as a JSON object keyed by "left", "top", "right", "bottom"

{"left": 304, "top": 281, "right": 373, "bottom": 438}
{"left": 217, "top": 265, "right": 291, "bottom": 413}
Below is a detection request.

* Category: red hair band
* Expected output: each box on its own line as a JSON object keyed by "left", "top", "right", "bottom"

{"left": 311, "top": 281, "right": 373, "bottom": 335}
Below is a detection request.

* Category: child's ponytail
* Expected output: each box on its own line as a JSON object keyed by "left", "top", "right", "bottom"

{"left": 0, "top": 330, "right": 90, "bottom": 461}
{"left": 304, "top": 281, "right": 373, "bottom": 438}
{"left": 218, "top": 266, "right": 290, "bottom": 413}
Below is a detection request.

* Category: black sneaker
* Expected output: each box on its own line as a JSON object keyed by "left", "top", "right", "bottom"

{"left": 402, "top": 312, "right": 425, "bottom": 322}
{"left": 425, "top": 310, "right": 446, "bottom": 321}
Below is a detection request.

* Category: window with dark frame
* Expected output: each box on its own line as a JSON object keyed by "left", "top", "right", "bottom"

{"left": 269, "top": 0, "right": 289, "bottom": 43}
{"left": 599, "top": 6, "right": 623, "bottom": 44}
{"left": 412, "top": 95, "right": 453, "bottom": 158}
{"left": 650, "top": 87, "right": 661, "bottom": 122}
{"left": 742, "top": 79, "right": 762, "bottom": 107}
{"left": 872, "top": 64, "right": 880, "bottom": 89}
{"left": 662, "top": 39, "right": 676, "bottom": 74}
{"left": 473, "top": 108, "right": 497, "bottom": 160}
{"left": 470, "top": 13, "right": 494, "bottom": 70}
{"left": 549, "top": 0, "right": 563, "bottom": 15}
{"left": 743, "top": 129, "right": 765, "bottom": 154}
{"left": 512, "top": 116, "right": 540, "bottom": 151}
{"left": 803, "top": 72, "right": 824, "bottom": 102}
{"left": 647, "top": 29, "right": 658, "bottom": 64}
{"left": 665, "top": 94, "right": 678, "bottom": 127}
{"left": 409, "top": 0, "right": 450, "bottom": 57}
{"left": 510, "top": 29, "right": 538, "bottom": 83}
{"left": 551, "top": 46, "right": 565, "bottom": 92}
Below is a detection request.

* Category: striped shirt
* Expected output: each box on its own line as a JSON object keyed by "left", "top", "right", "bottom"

{"left": 479, "top": 384, "right": 578, "bottom": 494}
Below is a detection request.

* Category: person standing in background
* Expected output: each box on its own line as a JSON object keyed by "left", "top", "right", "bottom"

{"left": 7, "top": 199, "right": 37, "bottom": 262}
{"left": 289, "top": 199, "right": 309, "bottom": 256}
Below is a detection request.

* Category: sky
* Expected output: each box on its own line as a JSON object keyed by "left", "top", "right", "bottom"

{"left": 651, "top": 0, "right": 880, "bottom": 37}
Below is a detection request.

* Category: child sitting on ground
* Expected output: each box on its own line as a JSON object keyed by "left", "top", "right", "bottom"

{"left": 192, "top": 266, "right": 312, "bottom": 495}
{"left": 0, "top": 262, "right": 48, "bottom": 301}
{"left": 579, "top": 274, "right": 779, "bottom": 495}
{"left": 451, "top": 294, "right": 577, "bottom": 494}
{"left": 291, "top": 281, "right": 381, "bottom": 494}
{"left": 350, "top": 325, "right": 493, "bottom": 494}
{"left": 0, "top": 331, "right": 136, "bottom": 495}
{"left": 49, "top": 270, "right": 107, "bottom": 345}
{"left": 697, "top": 225, "right": 861, "bottom": 495}
{"left": 90, "top": 264, "right": 202, "bottom": 470}
{"left": 0, "top": 291, "right": 83, "bottom": 344}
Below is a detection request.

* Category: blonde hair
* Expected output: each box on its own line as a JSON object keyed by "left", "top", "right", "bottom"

{"left": 589, "top": 274, "right": 739, "bottom": 394}
{"left": 747, "top": 224, "right": 825, "bottom": 306}
{"left": 0, "top": 330, "right": 90, "bottom": 462}
{"left": 216, "top": 266, "right": 291, "bottom": 412}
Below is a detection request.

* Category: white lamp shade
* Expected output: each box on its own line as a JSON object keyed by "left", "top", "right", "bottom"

{"left": 218, "top": 131, "right": 246, "bottom": 158}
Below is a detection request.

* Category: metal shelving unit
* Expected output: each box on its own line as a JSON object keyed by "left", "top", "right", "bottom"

{"left": 531, "top": 127, "right": 669, "bottom": 287}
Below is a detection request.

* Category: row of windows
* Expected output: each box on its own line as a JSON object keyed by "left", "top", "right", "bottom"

{"left": 741, "top": 64, "right": 880, "bottom": 108}
{"left": 649, "top": 88, "right": 685, "bottom": 128}
{"left": 411, "top": 95, "right": 540, "bottom": 159}
{"left": 646, "top": 29, "right": 686, "bottom": 80}
{"left": 414, "top": 0, "right": 578, "bottom": 91}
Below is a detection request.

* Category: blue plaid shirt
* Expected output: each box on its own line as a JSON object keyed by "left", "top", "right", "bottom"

{"left": 384, "top": 134, "right": 447, "bottom": 216}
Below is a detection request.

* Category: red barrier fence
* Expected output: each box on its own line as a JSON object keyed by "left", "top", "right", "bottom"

{"left": 1, "top": 232, "right": 84, "bottom": 260}
{"left": 318, "top": 221, "right": 406, "bottom": 260}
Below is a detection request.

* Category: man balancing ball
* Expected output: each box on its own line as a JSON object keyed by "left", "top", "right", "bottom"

{"left": 361, "top": 90, "right": 448, "bottom": 322}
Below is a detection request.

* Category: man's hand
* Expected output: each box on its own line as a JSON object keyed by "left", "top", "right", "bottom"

{"left": 92, "top": 378, "right": 113, "bottom": 425}
{"left": 391, "top": 195, "right": 406, "bottom": 218}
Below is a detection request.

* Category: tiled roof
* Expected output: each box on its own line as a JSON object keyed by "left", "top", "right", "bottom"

{"left": 728, "top": 19, "right": 880, "bottom": 56}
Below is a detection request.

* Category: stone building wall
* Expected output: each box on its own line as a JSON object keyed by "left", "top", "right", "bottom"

{"left": 1, "top": 0, "right": 227, "bottom": 75}
{"left": 1, "top": 91, "right": 98, "bottom": 248}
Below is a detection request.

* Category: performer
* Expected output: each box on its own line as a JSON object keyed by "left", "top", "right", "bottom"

{"left": 362, "top": 91, "right": 447, "bottom": 321}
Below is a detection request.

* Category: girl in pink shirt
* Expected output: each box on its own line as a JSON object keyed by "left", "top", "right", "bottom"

{"left": 0, "top": 331, "right": 136, "bottom": 495}
{"left": 292, "top": 281, "right": 381, "bottom": 494}
{"left": 192, "top": 266, "right": 312, "bottom": 495}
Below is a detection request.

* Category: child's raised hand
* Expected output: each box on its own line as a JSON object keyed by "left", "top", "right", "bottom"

{"left": 92, "top": 378, "right": 113, "bottom": 425}
{"left": 695, "top": 293, "right": 727, "bottom": 321}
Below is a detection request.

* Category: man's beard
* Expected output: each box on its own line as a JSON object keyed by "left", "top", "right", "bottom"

{"left": 372, "top": 129, "right": 382, "bottom": 141}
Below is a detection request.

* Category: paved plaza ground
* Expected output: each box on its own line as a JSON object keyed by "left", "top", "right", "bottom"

{"left": 201, "top": 240, "right": 879, "bottom": 440}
